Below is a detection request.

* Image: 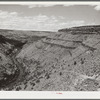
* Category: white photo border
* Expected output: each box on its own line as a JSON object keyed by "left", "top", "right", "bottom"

{"left": 0, "top": 1, "right": 100, "bottom": 99}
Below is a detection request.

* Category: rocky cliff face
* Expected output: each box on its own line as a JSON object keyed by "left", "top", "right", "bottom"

{"left": 58, "top": 25, "right": 100, "bottom": 34}
{"left": 0, "top": 25, "right": 100, "bottom": 91}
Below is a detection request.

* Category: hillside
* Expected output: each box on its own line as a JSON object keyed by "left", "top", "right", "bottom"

{"left": 0, "top": 25, "right": 100, "bottom": 91}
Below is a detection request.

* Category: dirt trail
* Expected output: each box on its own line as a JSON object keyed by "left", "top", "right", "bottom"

{"left": 0, "top": 49, "right": 24, "bottom": 89}
{"left": 6, "top": 50, "right": 24, "bottom": 89}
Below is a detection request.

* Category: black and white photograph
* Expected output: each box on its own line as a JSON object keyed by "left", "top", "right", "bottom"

{"left": 0, "top": 1, "right": 100, "bottom": 92}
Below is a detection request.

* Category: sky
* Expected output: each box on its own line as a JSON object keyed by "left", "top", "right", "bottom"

{"left": 0, "top": 3, "right": 100, "bottom": 31}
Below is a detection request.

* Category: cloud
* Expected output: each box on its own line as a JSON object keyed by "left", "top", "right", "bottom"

{"left": 28, "top": 4, "right": 56, "bottom": 8}
{"left": 28, "top": 4, "right": 76, "bottom": 8}
{"left": 94, "top": 5, "right": 100, "bottom": 11}
{"left": 0, "top": 10, "right": 93, "bottom": 31}
{"left": 19, "top": 3, "right": 76, "bottom": 8}
{"left": 88, "top": 4, "right": 100, "bottom": 11}
{"left": 0, "top": 10, "right": 18, "bottom": 19}
{"left": 22, "top": 3, "right": 100, "bottom": 11}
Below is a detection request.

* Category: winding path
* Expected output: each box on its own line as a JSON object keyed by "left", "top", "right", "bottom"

{"left": 0, "top": 50, "right": 24, "bottom": 89}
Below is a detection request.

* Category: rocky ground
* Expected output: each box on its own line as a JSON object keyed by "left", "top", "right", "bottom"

{"left": 0, "top": 25, "right": 100, "bottom": 91}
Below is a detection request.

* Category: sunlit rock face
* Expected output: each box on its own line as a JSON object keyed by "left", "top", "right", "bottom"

{"left": 0, "top": 25, "right": 100, "bottom": 91}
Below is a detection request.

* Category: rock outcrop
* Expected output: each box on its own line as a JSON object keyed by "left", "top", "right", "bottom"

{"left": 0, "top": 25, "right": 100, "bottom": 91}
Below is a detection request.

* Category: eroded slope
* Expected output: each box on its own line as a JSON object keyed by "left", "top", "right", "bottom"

{"left": 1, "top": 25, "right": 100, "bottom": 91}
